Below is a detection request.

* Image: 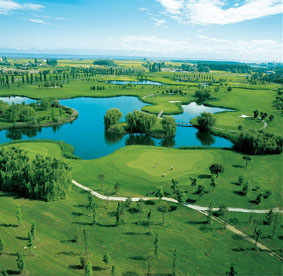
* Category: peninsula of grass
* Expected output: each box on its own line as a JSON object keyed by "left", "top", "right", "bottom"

{"left": 0, "top": 141, "right": 282, "bottom": 275}
{"left": 0, "top": 99, "right": 78, "bottom": 131}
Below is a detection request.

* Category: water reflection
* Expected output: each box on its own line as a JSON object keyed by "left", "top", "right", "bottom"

{"left": 196, "top": 131, "right": 216, "bottom": 146}
{"left": 104, "top": 131, "right": 124, "bottom": 145}
{"left": 126, "top": 134, "right": 155, "bottom": 146}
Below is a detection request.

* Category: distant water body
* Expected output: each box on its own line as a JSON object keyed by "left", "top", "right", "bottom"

{"left": 0, "top": 96, "right": 233, "bottom": 159}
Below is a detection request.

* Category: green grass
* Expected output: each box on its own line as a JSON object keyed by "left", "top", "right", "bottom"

{"left": 1, "top": 187, "right": 282, "bottom": 275}
{"left": 2, "top": 141, "right": 282, "bottom": 210}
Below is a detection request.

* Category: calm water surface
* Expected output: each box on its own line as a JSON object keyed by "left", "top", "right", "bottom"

{"left": 0, "top": 96, "right": 232, "bottom": 159}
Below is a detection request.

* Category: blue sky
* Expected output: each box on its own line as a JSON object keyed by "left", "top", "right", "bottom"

{"left": 0, "top": 0, "right": 282, "bottom": 61}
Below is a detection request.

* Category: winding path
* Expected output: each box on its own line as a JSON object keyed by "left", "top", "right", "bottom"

{"left": 72, "top": 180, "right": 282, "bottom": 213}
{"left": 72, "top": 179, "right": 283, "bottom": 262}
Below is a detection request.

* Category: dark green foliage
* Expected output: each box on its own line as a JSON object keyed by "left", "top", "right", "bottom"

{"left": 172, "top": 249, "right": 177, "bottom": 276}
{"left": 0, "top": 238, "right": 4, "bottom": 255}
{"left": 263, "top": 210, "right": 274, "bottom": 225}
{"left": 103, "top": 252, "right": 110, "bottom": 267}
{"left": 93, "top": 59, "right": 116, "bottom": 66}
{"left": 154, "top": 233, "right": 159, "bottom": 260}
{"left": 272, "top": 95, "right": 283, "bottom": 112}
{"left": 0, "top": 147, "right": 72, "bottom": 201}
{"left": 209, "top": 163, "right": 224, "bottom": 177}
{"left": 16, "top": 253, "right": 24, "bottom": 273}
{"left": 197, "top": 112, "right": 216, "bottom": 130}
{"left": 226, "top": 263, "right": 238, "bottom": 276}
{"left": 194, "top": 89, "right": 211, "bottom": 100}
{"left": 84, "top": 261, "right": 93, "bottom": 276}
{"left": 126, "top": 110, "right": 157, "bottom": 135}
{"left": 161, "top": 116, "right": 176, "bottom": 137}
{"left": 235, "top": 129, "right": 283, "bottom": 154}
{"left": 104, "top": 108, "right": 123, "bottom": 129}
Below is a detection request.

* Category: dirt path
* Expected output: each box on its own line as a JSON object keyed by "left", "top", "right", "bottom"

{"left": 198, "top": 209, "right": 283, "bottom": 262}
{"left": 158, "top": 110, "right": 163, "bottom": 119}
{"left": 72, "top": 180, "right": 282, "bottom": 213}
{"left": 72, "top": 179, "right": 283, "bottom": 262}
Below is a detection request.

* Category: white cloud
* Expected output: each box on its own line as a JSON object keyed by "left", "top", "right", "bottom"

{"left": 0, "top": 0, "right": 43, "bottom": 14}
{"left": 118, "top": 35, "right": 282, "bottom": 61}
{"left": 55, "top": 17, "right": 66, "bottom": 21}
{"left": 156, "top": 0, "right": 184, "bottom": 14}
{"left": 155, "top": 0, "right": 283, "bottom": 25}
{"left": 28, "top": 18, "right": 47, "bottom": 24}
{"left": 150, "top": 16, "right": 167, "bottom": 26}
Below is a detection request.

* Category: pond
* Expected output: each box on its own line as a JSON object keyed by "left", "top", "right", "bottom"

{"left": 0, "top": 96, "right": 233, "bottom": 159}
{"left": 109, "top": 80, "right": 164, "bottom": 86}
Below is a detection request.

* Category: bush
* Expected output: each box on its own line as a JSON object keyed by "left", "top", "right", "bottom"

{"left": 234, "top": 129, "right": 283, "bottom": 154}
{"left": 196, "top": 112, "right": 216, "bottom": 130}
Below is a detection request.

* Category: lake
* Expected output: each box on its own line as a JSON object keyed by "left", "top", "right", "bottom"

{"left": 0, "top": 96, "right": 233, "bottom": 159}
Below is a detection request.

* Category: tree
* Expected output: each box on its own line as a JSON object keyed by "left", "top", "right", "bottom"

{"left": 210, "top": 176, "right": 217, "bottom": 188}
{"left": 154, "top": 233, "right": 159, "bottom": 260}
{"left": 194, "top": 89, "right": 211, "bottom": 100}
{"left": 226, "top": 263, "right": 238, "bottom": 276}
{"left": 17, "top": 253, "right": 25, "bottom": 273}
{"left": 238, "top": 175, "right": 245, "bottom": 186}
{"left": 157, "top": 205, "right": 169, "bottom": 225}
{"left": 269, "top": 114, "right": 274, "bottom": 122}
{"left": 1, "top": 269, "right": 8, "bottom": 276}
{"left": 209, "top": 164, "right": 224, "bottom": 178}
{"left": 241, "top": 181, "right": 249, "bottom": 196}
{"left": 97, "top": 173, "right": 105, "bottom": 191}
{"left": 83, "top": 229, "right": 89, "bottom": 258}
{"left": 104, "top": 108, "right": 123, "bottom": 129}
{"left": 161, "top": 116, "right": 176, "bottom": 137}
{"left": 111, "top": 266, "right": 116, "bottom": 276}
{"left": 242, "top": 155, "right": 251, "bottom": 167}
{"left": 156, "top": 186, "right": 164, "bottom": 202}
{"left": 31, "top": 222, "right": 36, "bottom": 240}
{"left": 171, "top": 179, "right": 179, "bottom": 194}
{"left": 16, "top": 206, "right": 22, "bottom": 226}
{"left": 0, "top": 238, "right": 4, "bottom": 256}
{"left": 84, "top": 261, "right": 93, "bottom": 276}
{"left": 271, "top": 213, "right": 278, "bottom": 239}
{"left": 253, "top": 110, "right": 259, "bottom": 119}
{"left": 144, "top": 255, "right": 154, "bottom": 275}
{"left": 254, "top": 229, "right": 262, "bottom": 248}
{"left": 114, "top": 183, "right": 120, "bottom": 194}
{"left": 27, "top": 232, "right": 33, "bottom": 254}
{"left": 263, "top": 210, "right": 274, "bottom": 225}
{"left": 115, "top": 203, "right": 121, "bottom": 225}
{"left": 196, "top": 112, "right": 216, "bottom": 130}
{"left": 92, "top": 208, "right": 96, "bottom": 225}
{"left": 172, "top": 249, "right": 177, "bottom": 276}
{"left": 190, "top": 176, "right": 197, "bottom": 191}
{"left": 103, "top": 252, "right": 110, "bottom": 268}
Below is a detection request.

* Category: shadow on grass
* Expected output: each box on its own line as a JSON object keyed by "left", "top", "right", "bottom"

{"left": 232, "top": 234, "right": 244, "bottom": 241}
{"left": 6, "top": 270, "right": 19, "bottom": 275}
{"left": 233, "top": 164, "right": 244, "bottom": 168}
{"left": 68, "top": 265, "right": 82, "bottom": 270}
{"left": 73, "top": 204, "right": 87, "bottom": 208}
{"left": 71, "top": 212, "right": 84, "bottom": 217}
{"left": 95, "top": 222, "right": 118, "bottom": 228}
{"left": 144, "top": 200, "right": 155, "bottom": 206}
{"left": 93, "top": 266, "right": 104, "bottom": 271}
{"left": 129, "top": 256, "right": 146, "bottom": 261}
{"left": 72, "top": 221, "right": 93, "bottom": 226}
{"left": 231, "top": 181, "right": 241, "bottom": 186}
{"left": 232, "top": 247, "right": 256, "bottom": 252}
{"left": 0, "top": 223, "right": 18, "bottom": 228}
{"left": 122, "top": 272, "right": 139, "bottom": 276}
{"left": 61, "top": 239, "right": 77, "bottom": 244}
{"left": 16, "top": 236, "right": 28, "bottom": 241}
{"left": 198, "top": 174, "right": 211, "bottom": 179}
{"left": 58, "top": 251, "right": 80, "bottom": 257}
{"left": 186, "top": 220, "right": 207, "bottom": 225}
{"left": 123, "top": 232, "right": 149, "bottom": 236}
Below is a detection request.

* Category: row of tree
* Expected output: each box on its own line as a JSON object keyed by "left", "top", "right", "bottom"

{"left": 0, "top": 147, "right": 72, "bottom": 201}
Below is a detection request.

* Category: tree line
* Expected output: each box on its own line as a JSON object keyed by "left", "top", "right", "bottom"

{"left": 0, "top": 147, "right": 72, "bottom": 201}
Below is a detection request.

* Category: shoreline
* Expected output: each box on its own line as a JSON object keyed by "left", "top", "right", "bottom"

{"left": 0, "top": 106, "right": 79, "bottom": 131}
